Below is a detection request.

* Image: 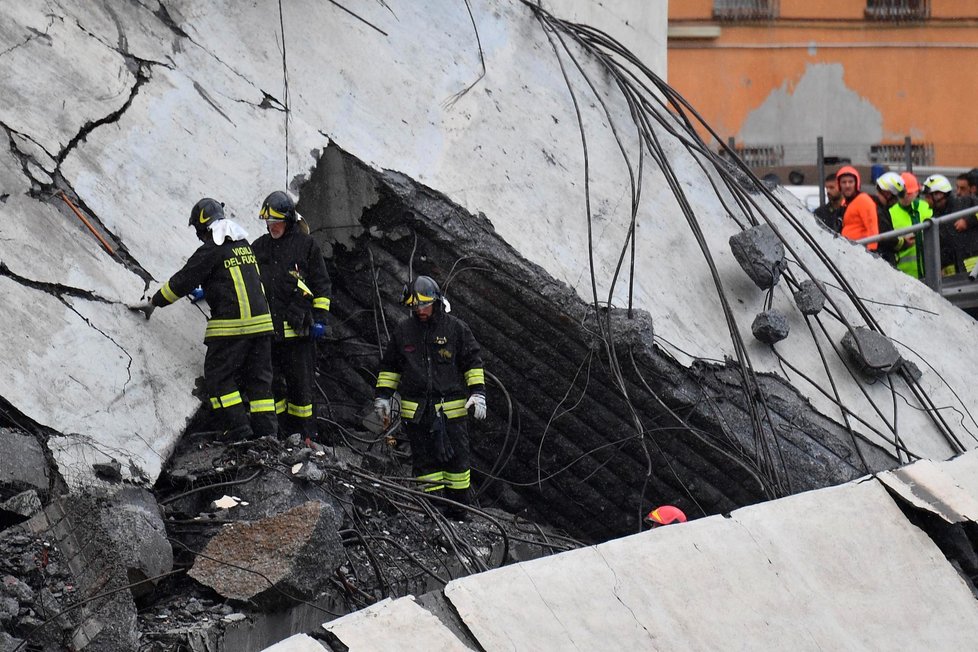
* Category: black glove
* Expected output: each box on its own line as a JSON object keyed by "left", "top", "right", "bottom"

{"left": 284, "top": 302, "right": 313, "bottom": 336}
{"left": 431, "top": 411, "right": 454, "bottom": 463}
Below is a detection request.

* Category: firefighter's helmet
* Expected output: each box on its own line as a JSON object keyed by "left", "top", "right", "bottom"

{"left": 875, "top": 172, "right": 906, "bottom": 198}
{"left": 644, "top": 505, "right": 687, "bottom": 527}
{"left": 189, "top": 198, "right": 225, "bottom": 236}
{"left": 923, "top": 174, "right": 953, "bottom": 195}
{"left": 402, "top": 275, "right": 441, "bottom": 308}
{"left": 259, "top": 191, "right": 296, "bottom": 223}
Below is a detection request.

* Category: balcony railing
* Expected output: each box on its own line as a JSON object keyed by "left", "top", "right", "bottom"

{"left": 865, "top": 0, "right": 930, "bottom": 21}
{"left": 713, "top": 0, "right": 779, "bottom": 21}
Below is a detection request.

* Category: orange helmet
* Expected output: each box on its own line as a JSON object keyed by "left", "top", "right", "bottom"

{"left": 645, "top": 505, "right": 687, "bottom": 526}
{"left": 900, "top": 172, "right": 919, "bottom": 197}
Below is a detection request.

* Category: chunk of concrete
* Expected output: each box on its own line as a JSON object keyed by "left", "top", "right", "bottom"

{"left": 0, "top": 428, "right": 49, "bottom": 494}
{"left": 751, "top": 310, "right": 789, "bottom": 344}
{"left": 1, "top": 489, "right": 41, "bottom": 520}
{"left": 793, "top": 280, "right": 826, "bottom": 315}
{"left": 841, "top": 327, "right": 903, "bottom": 376}
{"left": 226, "top": 468, "right": 342, "bottom": 529}
{"left": 188, "top": 501, "right": 344, "bottom": 610}
{"left": 729, "top": 224, "right": 786, "bottom": 290}
{"left": 102, "top": 488, "right": 173, "bottom": 600}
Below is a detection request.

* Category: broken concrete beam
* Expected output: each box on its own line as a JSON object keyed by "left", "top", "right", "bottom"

{"left": 0, "top": 489, "right": 42, "bottom": 527}
{"left": 841, "top": 327, "right": 903, "bottom": 376}
{"left": 102, "top": 487, "right": 173, "bottom": 601}
{"left": 793, "top": 280, "right": 826, "bottom": 315}
{"left": 729, "top": 224, "right": 786, "bottom": 290}
{"left": 0, "top": 428, "right": 49, "bottom": 494}
{"left": 188, "top": 501, "right": 343, "bottom": 610}
{"left": 751, "top": 310, "right": 789, "bottom": 344}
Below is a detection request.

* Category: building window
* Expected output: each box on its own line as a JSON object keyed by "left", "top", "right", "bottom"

{"left": 865, "top": 0, "right": 930, "bottom": 21}
{"left": 869, "top": 142, "right": 934, "bottom": 167}
{"left": 713, "top": 0, "right": 778, "bottom": 21}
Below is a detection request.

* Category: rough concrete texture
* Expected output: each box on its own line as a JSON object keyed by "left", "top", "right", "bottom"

{"left": 0, "top": 489, "right": 41, "bottom": 520}
{"left": 752, "top": 309, "right": 790, "bottom": 344}
{"left": 841, "top": 327, "right": 903, "bottom": 376}
{"left": 101, "top": 487, "right": 173, "bottom": 600}
{"left": 442, "top": 478, "right": 978, "bottom": 651}
{"left": 189, "top": 501, "right": 343, "bottom": 610}
{"left": 729, "top": 223, "right": 787, "bottom": 290}
{"left": 793, "top": 278, "right": 826, "bottom": 315}
{"left": 0, "top": 428, "right": 48, "bottom": 494}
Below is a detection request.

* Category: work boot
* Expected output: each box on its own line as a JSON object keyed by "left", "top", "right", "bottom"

{"left": 223, "top": 424, "right": 254, "bottom": 442}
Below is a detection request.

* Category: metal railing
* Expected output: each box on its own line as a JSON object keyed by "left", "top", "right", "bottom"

{"left": 855, "top": 204, "right": 978, "bottom": 293}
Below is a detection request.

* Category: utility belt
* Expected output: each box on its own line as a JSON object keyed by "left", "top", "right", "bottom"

{"left": 401, "top": 397, "right": 467, "bottom": 421}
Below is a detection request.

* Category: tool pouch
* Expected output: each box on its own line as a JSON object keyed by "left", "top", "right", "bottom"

{"left": 431, "top": 409, "right": 454, "bottom": 463}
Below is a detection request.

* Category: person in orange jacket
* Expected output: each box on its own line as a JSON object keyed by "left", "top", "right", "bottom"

{"left": 838, "top": 165, "right": 883, "bottom": 251}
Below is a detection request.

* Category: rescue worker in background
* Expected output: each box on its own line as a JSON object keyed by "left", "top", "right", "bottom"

{"left": 373, "top": 276, "right": 486, "bottom": 520}
{"left": 885, "top": 172, "right": 933, "bottom": 279}
{"left": 135, "top": 198, "right": 277, "bottom": 441}
{"left": 922, "top": 174, "right": 978, "bottom": 275}
{"left": 838, "top": 166, "right": 882, "bottom": 251}
{"left": 813, "top": 172, "right": 844, "bottom": 233}
{"left": 251, "top": 191, "right": 332, "bottom": 441}
{"left": 871, "top": 172, "right": 904, "bottom": 266}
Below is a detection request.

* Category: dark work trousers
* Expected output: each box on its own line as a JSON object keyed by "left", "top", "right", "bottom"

{"left": 203, "top": 336, "right": 277, "bottom": 439}
{"left": 271, "top": 337, "right": 317, "bottom": 438}
{"left": 405, "top": 406, "right": 471, "bottom": 507}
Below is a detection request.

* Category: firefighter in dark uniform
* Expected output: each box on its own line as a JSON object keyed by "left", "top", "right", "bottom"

{"left": 373, "top": 276, "right": 487, "bottom": 519}
{"left": 251, "top": 191, "right": 332, "bottom": 440}
{"left": 141, "top": 198, "right": 277, "bottom": 441}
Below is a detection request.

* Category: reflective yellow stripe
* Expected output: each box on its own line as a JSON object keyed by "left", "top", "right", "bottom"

{"left": 287, "top": 403, "right": 313, "bottom": 418}
{"left": 313, "top": 297, "right": 331, "bottom": 311}
{"left": 296, "top": 278, "right": 313, "bottom": 297}
{"left": 464, "top": 368, "right": 485, "bottom": 386}
{"left": 204, "top": 314, "right": 273, "bottom": 338}
{"left": 260, "top": 206, "right": 287, "bottom": 219}
{"left": 401, "top": 400, "right": 419, "bottom": 419}
{"left": 437, "top": 399, "right": 468, "bottom": 419}
{"left": 283, "top": 322, "right": 301, "bottom": 339}
{"left": 161, "top": 282, "right": 180, "bottom": 304}
{"left": 275, "top": 399, "right": 288, "bottom": 414}
{"left": 376, "top": 372, "right": 401, "bottom": 390}
{"left": 443, "top": 470, "right": 470, "bottom": 490}
{"left": 217, "top": 391, "right": 242, "bottom": 408}
{"left": 210, "top": 397, "right": 221, "bottom": 409}
{"left": 418, "top": 471, "right": 445, "bottom": 492}
{"left": 229, "top": 266, "right": 251, "bottom": 319}
{"left": 250, "top": 398, "right": 276, "bottom": 413}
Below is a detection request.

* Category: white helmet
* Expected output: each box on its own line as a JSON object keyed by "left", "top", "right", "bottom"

{"left": 875, "top": 171, "right": 906, "bottom": 197}
{"left": 922, "top": 174, "right": 953, "bottom": 195}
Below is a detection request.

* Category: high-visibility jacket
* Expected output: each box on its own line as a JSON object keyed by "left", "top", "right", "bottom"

{"left": 888, "top": 198, "right": 933, "bottom": 278}
{"left": 375, "top": 309, "right": 485, "bottom": 421}
{"left": 153, "top": 237, "right": 272, "bottom": 341}
{"left": 252, "top": 227, "right": 332, "bottom": 339}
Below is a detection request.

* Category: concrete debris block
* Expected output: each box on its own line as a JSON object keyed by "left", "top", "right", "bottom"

{"left": 1, "top": 489, "right": 42, "bottom": 519}
{"left": 0, "top": 595, "right": 17, "bottom": 624}
{"left": 188, "top": 501, "right": 344, "bottom": 610}
{"left": 228, "top": 468, "right": 343, "bottom": 530}
{"left": 841, "top": 327, "right": 903, "bottom": 376}
{"left": 293, "top": 461, "right": 326, "bottom": 482}
{"left": 793, "top": 280, "right": 826, "bottom": 315}
{"left": 729, "top": 224, "right": 787, "bottom": 290}
{"left": 102, "top": 488, "right": 174, "bottom": 600}
{"left": 93, "top": 459, "right": 123, "bottom": 482}
{"left": 751, "top": 310, "right": 790, "bottom": 344}
{"left": 899, "top": 359, "right": 923, "bottom": 382}
{"left": 2, "top": 575, "right": 34, "bottom": 603}
{"left": 0, "top": 428, "right": 49, "bottom": 494}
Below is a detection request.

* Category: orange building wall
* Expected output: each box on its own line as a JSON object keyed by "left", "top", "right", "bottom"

{"left": 668, "top": 1, "right": 978, "bottom": 166}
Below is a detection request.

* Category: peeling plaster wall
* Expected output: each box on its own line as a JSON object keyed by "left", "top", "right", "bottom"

{"left": 1, "top": 0, "right": 977, "bottom": 503}
{"left": 740, "top": 62, "right": 884, "bottom": 162}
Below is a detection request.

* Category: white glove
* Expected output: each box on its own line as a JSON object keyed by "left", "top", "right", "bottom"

{"left": 465, "top": 393, "right": 487, "bottom": 420}
{"left": 374, "top": 397, "right": 391, "bottom": 426}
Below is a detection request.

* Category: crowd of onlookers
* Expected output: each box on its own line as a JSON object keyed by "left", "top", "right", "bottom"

{"left": 813, "top": 167, "right": 978, "bottom": 280}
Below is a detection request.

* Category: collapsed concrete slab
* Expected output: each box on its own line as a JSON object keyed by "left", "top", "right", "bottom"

{"left": 321, "top": 597, "right": 471, "bottom": 652}
{"left": 102, "top": 487, "right": 173, "bottom": 600}
{"left": 188, "top": 501, "right": 343, "bottom": 610}
{"left": 0, "top": 428, "right": 49, "bottom": 494}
